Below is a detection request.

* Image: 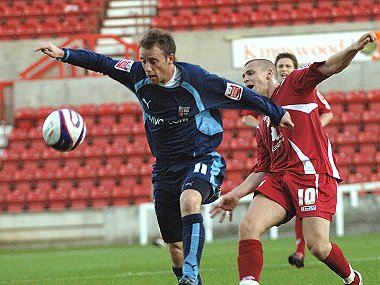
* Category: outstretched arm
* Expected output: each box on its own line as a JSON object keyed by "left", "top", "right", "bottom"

{"left": 210, "top": 171, "right": 266, "bottom": 222}
{"left": 34, "top": 42, "right": 65, "bottom": 59}
{"left": 319, "top": 31, "right": 377, "bottom": 77}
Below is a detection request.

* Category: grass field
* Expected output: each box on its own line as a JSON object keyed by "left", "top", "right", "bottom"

{"left": 0, "top": 233, "right": 379, "bottom": 285}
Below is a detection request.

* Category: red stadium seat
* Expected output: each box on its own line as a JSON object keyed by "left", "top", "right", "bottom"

{"left": 5, "top": 189, "right": 26, "bottom": 213}
{"left": 175, "top": 0, "right": 196, "bottom": 16}
{"left": 171, "top": 15, "right": 193, "bottom": 30}
{"left": 374, "top": 3, "right": 380, "bottom": 20}
{"left": 48, "top": 187, "right": 70, "bottom": 210}
{"left": 210, "top": 12, "right": 233, "bottom": 29}
{"left": 345, "top": 90, "right": 367, "bottom": 112}
{"left": 331, "top": 5, "right": 352, "bottom": 23}
{"left": 197, "top": 0, "right": 217, "bottom": 15}
{"left": 290, "top": 7, "right": 313, "bottom": 25}
{"left": 351, "top": 4, "right": 373, "bottom": 22}
{"left": 111, "top": 184, "right": 134, "bottom": 206}
{"left": 190, "top": 14, "right": 212, "bottom": 30}
{"left": 14, "top": 107, "right": 36, "bottom": 130}
{"left": 231, "top": 11, "right": 252, "bottom": 28}
{"left": 270, "top": 8, "right": 292, "bottom": 26}
{"left": 90, "top": 185, "right": 111, "bottom": 208}
{"left": 346, "top": 172, "right": 368, "bottom": 183}
{"left": 69, "top": 187, "right": 89, "bottom": 209}
{"left": 311, "top": 6, "right": 332, "bottom": 23}
{"left": 26, "top": 186, "right": 48, "bottom": 212}
{"left": 133, "top": 182, "right": 153, "bottom": 204}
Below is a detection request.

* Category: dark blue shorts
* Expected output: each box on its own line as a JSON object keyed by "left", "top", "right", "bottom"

{"left": 153, "top": 152, "right": 226, "bottom": 243}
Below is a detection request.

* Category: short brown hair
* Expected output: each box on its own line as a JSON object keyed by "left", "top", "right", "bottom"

{"left": 274, "top": 52, "right": 298, "bottom": 69}
{"left": 244, "top": 59, "right": 278, "bottom": 79}
{"left": 139, "top": 28, "right": 176, "bottom": 57}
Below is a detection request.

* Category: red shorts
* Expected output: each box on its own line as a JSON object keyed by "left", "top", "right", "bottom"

{"left": 255, "top": 172, "right": 338, "bottom": 223}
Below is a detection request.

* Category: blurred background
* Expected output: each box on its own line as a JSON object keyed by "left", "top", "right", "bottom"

{"left": 0, "top": 0, "right": 379, "bottom": 249}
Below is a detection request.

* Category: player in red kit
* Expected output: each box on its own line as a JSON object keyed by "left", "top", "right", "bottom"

{"left": 241, "top": 52, "right": 333, "bottom": 268}
{"left": 275, "top": 52, "right": 333, "bottom": 268}
{"left": 211, "top": 31, "right": 376, "bottom": 285}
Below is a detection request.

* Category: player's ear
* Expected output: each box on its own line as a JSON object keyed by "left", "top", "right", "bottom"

{"left": 167, "top": 53, "right": 175, "bottom": 64}
{"left": 266, "top": 68, "right": 275, "bottom": 80}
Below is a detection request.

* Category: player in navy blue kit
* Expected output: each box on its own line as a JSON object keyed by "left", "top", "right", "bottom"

{"left": 34, "top": 28, "right": 294, "bottom": 285}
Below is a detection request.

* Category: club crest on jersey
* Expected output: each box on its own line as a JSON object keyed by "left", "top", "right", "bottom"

{"left": 114, "top": 59, "right": 134, "bottom": 72}
{"left": 225, "top": 83, "right": 243, "bottom": 101}
{"left": 178, "top": 106, "right": 190, "bottom": 118}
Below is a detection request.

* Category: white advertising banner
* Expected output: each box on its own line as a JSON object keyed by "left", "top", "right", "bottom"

{"left": 232, "top": 31, "right": 379, "bottom": 68}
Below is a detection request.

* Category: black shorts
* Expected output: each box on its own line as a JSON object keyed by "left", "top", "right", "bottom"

{"left": 153, "top": 152, "right": 226, "bottom": 243}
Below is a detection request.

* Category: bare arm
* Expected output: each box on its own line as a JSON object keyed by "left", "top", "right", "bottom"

{"left": 318, "top": 32, "right": 377, "bottom": 77}
{"left": 209, "top": 171, "right": 267, "bottom": 222}
{"left": 242, "top": 115, "right": 259, "bottom": 128}
{"left": 320, "top": 112, "right": 333, "bottom": 127}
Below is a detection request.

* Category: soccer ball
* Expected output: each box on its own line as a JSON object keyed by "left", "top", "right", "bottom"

{"left": 42, "top": 109, "right": 86, "bottom": 152}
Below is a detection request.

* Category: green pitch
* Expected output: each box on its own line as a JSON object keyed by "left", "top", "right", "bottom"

{"left": 0, "top": 233, "right": 379, "bottom": 284}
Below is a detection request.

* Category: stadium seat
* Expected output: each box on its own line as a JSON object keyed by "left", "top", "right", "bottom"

{"left": 98, "top": 102, "right": 119, "bottom": 125}
{"left": 90, "top": 185, "right": 111, "bottom": 208}
{"left": 311, "top": 6, "right": 332, "bottom": 23}
{"left": 270, "top": 8, "right": 292, "bottom": 26}
{"left": 171, "top": 15, "right": 193, "bottom": 30}
{"left": 26, "top": 186, "right": 49, "bottom": 212}
{"left": 174, "top": 0, "right": 196, "bottom": 16}
{"left": 133, "top": 182, "right": 153, "bottom": 204}
{"left": 197, "top": 0, "right": 217, "bottom": 15}
{"left": 331, "top": 5, "right": 352, "bottom": 23}
{"left": 14, "top": 107, "right": 36, "bottom": 130}
{"left": 369, "top": 172, "right": 380, "bottom": 182}
{"left": 151, "top": 16, "right": 172, "bottom": 30}
{"left": 77, "top": 103, "right": 99, "bottom": 127}
{"left": 69, "top": 187, "right": 90, "bottom": 209}
{"left": 5, "top": 189, "right": 26, "bottom": 213}
{"left": 374, "top": 3, "right": 380, "bottom": 20}
{"left": 111, "top": 184, "right": 134, "bottom": 206}
{"left": 346, "top": 172, "right": 368, "bottom": 183}
{"left": 210, "top": 12, "right": 233, "bottom": 29}
{"left": 366, "top": 89, "right": 380, "bottom": 111}
{"left": 290, "top": 7, "right": 313, "bottom": 25}
{"left": 48, "top": 186, "right": 70, "bottom": 210}
{"left": 190, "top": 14, "right": 212, "bottom": 30}
{"left": 351, "top": 4, "right": 373, "bottom": 22}
{"left": 345, "top": 90, "right": 367, "bottom": 113}
{"left": 231, "top": 11, "right": 252, "bottom": 28}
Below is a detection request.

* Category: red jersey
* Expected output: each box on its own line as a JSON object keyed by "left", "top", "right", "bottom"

{"left": 241, "top": 110, "right": 259, "bottom": 117}
{"left": 315, "top": 90, "right": 332, "bottom": 115}
{"left": 254, "top": 62, "right": 341, "bottom": 181}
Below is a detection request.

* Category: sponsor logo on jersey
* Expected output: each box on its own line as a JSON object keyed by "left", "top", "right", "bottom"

{"left": 301, "top": 205, "right": 316, "bottom": 212}
{"left": 114, "top": 59, "right": 134, "bottom": 72}
{"left": 142, "top": 98, "right": 151, "bottom": 109}
{"left": 225, "top": 83, "right": 243, "bottom": 100}
{"left": 178, "top": 106, "right": 190, "bottom": 118}
{"left": 145, "top": 112, "right": 189, "bottom": 126}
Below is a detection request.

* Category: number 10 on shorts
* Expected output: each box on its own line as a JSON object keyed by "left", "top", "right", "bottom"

{"left": 298, "top": 188, "right": 318, "bottom": 206}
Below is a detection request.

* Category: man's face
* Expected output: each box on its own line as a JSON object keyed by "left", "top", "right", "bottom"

{"left": 242, "top": 61, "right": 269, "bottom": 97}
{"left": 139, "top": 45, "right": 174, "bottom": 85}
{"left": 275, "top": 57, "right": 295, "bottom": 82}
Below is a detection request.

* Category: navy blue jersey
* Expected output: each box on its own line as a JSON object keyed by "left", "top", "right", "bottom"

{"left": 61, "top": 48, "right": 285, "bottom": 161}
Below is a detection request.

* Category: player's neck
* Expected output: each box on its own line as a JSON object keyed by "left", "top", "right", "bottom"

{"left": 268, "top": 81, "right": 280, "bottom": 98}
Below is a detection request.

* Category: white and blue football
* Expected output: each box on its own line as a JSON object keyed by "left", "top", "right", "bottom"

{"left": 42, "top": 109, "right": 86, "bottom": 152}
